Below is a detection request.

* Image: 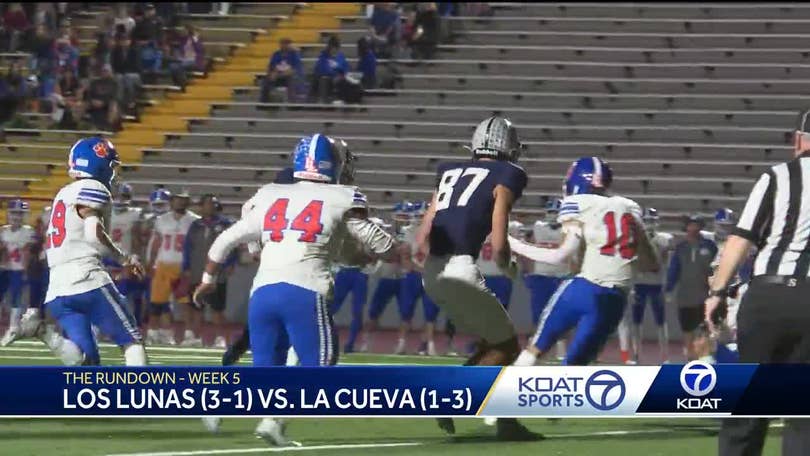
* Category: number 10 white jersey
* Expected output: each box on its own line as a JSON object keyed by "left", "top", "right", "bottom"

{"left": 558, "top": 193, "right": 644, "bottom": 289}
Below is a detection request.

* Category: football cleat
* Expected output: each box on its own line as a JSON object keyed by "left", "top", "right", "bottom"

{"left": 496, "top": 418, "right": 545, "bottom": 442}
{"left": 201, "top": 417, "right": 222, "bottom": 434}
{"left": 1, "top": 308, "right": 44, "bottom": 347}
{"left": 213, "top": 336, "right": 227, "bottom": 349}
{"left": 255, "top": 418, "right": 300, "bottom": 447}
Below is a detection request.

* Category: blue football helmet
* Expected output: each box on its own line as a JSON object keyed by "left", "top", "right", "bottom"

{"left": 292, "top": 134, "right": 355, "bottom": 184}
{"left": 68, "top": 137, "right": 121, "bottom": 190}
{"left": 392, "top": 201, "right": 415, "bottom": 223}
{"left": 7, "top": 198, "right": 29, "bottom": 226}
{"left": 114, "top": 183, "right": 133, "bottom": 210}
{"left": 149, "top": 189, "right": 171, "bottom": 215}
{"left": 563, "top": 157, "right": 613, "bottom": 196}
{"left": 714, "top": 208, "right": 736, "bottom": 242}
{"left": 642, "top": 207, "right": 659, "bottom": 232}
{"left": 544, "top": 197, "right": 562, "bottom": 223}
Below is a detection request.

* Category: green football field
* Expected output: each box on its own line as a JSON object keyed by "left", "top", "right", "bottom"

{"left": 0, "top": 342, "right": 784, "bottom": 456}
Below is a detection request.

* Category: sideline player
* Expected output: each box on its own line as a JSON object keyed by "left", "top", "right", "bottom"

{"left": 362, "top": 215, "right": 402, "bottom": 353}
{"left": 417, "top": 116, "right": 538, "bottom": 440}
{"left": 518, "top": 198, "right": 572, "bottom": 359}
{"left": 628, "top": 207, "right": 673, "bottom": 363}
{"left": 0, "top": 199, "right": 35, "bottom": 344}
{"left": 507, "top": 157, "right": 658, "bottom": 368}
{"left": 108, "top": 183, "right": 146, "bottom": 325}
{"left": 147, "top": 190, "right": 200, "bottom": 346}
{"left": 12, "top": 137, "right": 147, "bottom": 366}
{"left": 194, "top": 135, "right": 396, "bottom": 446}
{"left": 400, "top": 201, "right": 440, "bottom": 356}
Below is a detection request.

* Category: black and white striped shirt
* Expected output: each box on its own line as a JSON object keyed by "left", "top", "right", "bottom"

{"left": 733, "top": 153, "right": 810, "bottom": 277}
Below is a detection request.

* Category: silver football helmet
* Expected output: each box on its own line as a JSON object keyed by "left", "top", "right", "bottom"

{"left": 470, "top": 116, "right": 522, "bottom": 162}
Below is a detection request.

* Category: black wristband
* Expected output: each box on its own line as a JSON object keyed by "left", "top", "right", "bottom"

{"left": 708, "top": 288, "right": 728, "bottom": 299}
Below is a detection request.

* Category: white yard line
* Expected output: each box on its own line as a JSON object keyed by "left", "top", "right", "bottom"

{"left": 104, "top": 442, "right": 422, "bottom": 456}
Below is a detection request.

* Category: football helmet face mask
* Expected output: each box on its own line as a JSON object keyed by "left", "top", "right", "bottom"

{"left": 471, "top": 116, "right": 523, "bottom": 163}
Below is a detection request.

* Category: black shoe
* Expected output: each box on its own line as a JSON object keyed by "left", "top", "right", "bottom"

{"left": 222, "top": 344, "right": 247, "bottom": 366}
{"left": 436, "top": 418, "right": 455, "bottom": 435}
{"left": 496, "top": 418, "right": 544, "bottom": 442}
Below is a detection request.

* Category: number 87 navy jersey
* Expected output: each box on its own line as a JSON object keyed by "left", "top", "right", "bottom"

{"left": 429, "top": 160, "right": 527, "bottom": 258}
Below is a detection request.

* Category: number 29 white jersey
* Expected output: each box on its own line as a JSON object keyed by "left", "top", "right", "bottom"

{"left": 558, "top": 194, "right": 644, "bottom": 289}
{"left": 45, "top": 179, "right": 115, "bottom": 302}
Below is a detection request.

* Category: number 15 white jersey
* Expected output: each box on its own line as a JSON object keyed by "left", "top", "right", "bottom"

{"left": 558, "top": 193, "right": 644, "bottom": 289}
{"left": 45, "top": 179, "right": 115, "bottom": 302}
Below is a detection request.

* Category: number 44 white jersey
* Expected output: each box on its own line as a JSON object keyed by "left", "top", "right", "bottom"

{"left": 558, "top": 194, "right": 644, "bottom": 289}
{"left": 214, "top": 181, "right": 391, "bottom": 296}
{"left": 45, "top": 179, "right": 115, "bottom": 302}
{"left": 0, "top": 225, "right": 35, "bottom": 271}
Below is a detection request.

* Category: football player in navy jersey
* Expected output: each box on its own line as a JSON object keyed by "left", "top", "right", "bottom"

{"left": 416, "top": 116, "right": 538, "bottom": 440}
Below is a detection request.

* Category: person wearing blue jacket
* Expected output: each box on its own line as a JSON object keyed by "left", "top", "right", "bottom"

{"left": 311, "top": 35, "right": 349, "bottom": 103}
{"left": 665, "top": 215, "right": 718, "bottom": 360}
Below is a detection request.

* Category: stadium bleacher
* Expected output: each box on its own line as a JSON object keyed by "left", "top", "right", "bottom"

{"left": 2, "top": 1, "right": 807, "bottom": 229}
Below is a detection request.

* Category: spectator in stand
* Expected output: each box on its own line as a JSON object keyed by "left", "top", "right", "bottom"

{"left": 111, "top": 32, "right": 142, "bottom": 115}
{"left": 86, "top": 63, "right": 120, "bottom": 131}
{"left": 113, "top": 4, "right": 135, "bottom": 36}
{"left": 132, "top": 3, "right": 164, "bottom": 76}
{"left": 311, "top": 35, "right": 348, "bottom": 103}
{"left": 32, "top": 3, "right": 57, "bottom": 37}
{"left": 260, "top": 37, "right": 303, "bottom": 103}
{"left": 369, "top": 3, "right": 400, "bottom": 58}
{"left": 51, "top": 67, "right": 84, "bottom": 128}
{"left": 411, "top": 2, "right": 441, "bottom": 60}
{"left": 169, "top": 25, "right": 206, "bottom": 88}
{"left": 0, "top": 63, "right": 27, "bottom": 122}
{"left": 4, "top": 3, "right": 30, "bottom": 52}
{"left": 132, "top": 3, "right": 163, "bottom": 46}
{"left": 356, "top": 36, "right": 377, "bottom": 90}
{"left": 54, "top": 32, "right": 79, "bottom": 78}
{"left": 91, "top": 31, "right": 114, "bottom": 74}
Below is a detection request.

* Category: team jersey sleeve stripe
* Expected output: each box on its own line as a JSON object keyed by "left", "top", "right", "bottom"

{"left": 79, "top": 190, "right": 111, "bottom": 200}
{"left": 80, "top": 187, "right": 110, "bottom": 195}
{"left": 733, "top": 170, "right": 775, "bottom": 244}
{"left": 78, "top": 194, "right": 110, "bottom": 203}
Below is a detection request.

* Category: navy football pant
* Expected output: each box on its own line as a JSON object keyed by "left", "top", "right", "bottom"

{"left": 400, "top": 271, "right": 439, "bottom": 323}
{"left": 330, "top": 268, "right": 368, "bottom": 350}
{"left": 632, "top": 284, "right": 665, "bottom": 326}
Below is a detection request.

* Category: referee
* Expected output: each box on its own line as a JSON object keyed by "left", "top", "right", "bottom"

{"left": 706, "top": 111, "right": 810, "bottom": 456}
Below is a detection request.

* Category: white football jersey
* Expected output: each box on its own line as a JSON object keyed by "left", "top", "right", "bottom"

{"left": 153, "top": 211, "right": 200, "bottom": 265}
{"left": 45, "top": 179, "right": 115, "bottom": 302}
{"left": 531, "top": 220, "right": 571, "bottom": 277}
{"left": 0, "top": 225, "right": 34, "bottom": 271}
{"left": 109, "top": 207, "right": 142, "bottom": 256}
{"left": 400, "top": 223, "right": 425, "bottom": 272}
{"left": 225, "top": 181, "right": 371, "bottom": 295}
{"left": 635, "top": 231, "right": 674, "bottom": 285}
{"left": 559, "top": 194, "right": 644, "bottom": 289}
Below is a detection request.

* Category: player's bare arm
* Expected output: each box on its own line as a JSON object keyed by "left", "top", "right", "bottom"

{"left": 508, "top": 220, "right": 584, "bottom": 266}
{"left": 77, "top": 205, "right": 143, "bottom": 279}
{"left": 415, "top": 192, "right": 438, "bottom": 259}
{"left": 491, "top": 185, "right": 515, "bottom": 273}
{"left": 147, "top": 229, "right": 161, "bottom": 272}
